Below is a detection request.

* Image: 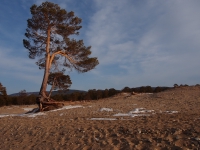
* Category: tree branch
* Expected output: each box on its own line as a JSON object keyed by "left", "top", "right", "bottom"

{"left": 48, "top": 77, "right": 56, "bottom": 98}
{"left": 49, "top": 51, "right": 77, "bottom": 69}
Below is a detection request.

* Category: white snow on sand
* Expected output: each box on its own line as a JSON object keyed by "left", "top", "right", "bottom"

{"left": 0, "top": 112, "right": 45, "bottom": 118}
{"left": 24, "top": 112, "right": 46, "bottom": 117}
{"left": 90, "top": 118, "right": 117, "bottom": 120}
{"left": 0, "top": 105, "right": 83, "bottom": 118}
{"left": 165, "top": 110, "right": 178, "bottom": 114}
{"left": 50, "top": 105, "right": 83, "bottom": 112}
{"left": 99, "top": 108, "right": 113, "bottom": 112}
{"left": 113, "top": 113, "right": 130, "bottom": 117}
{"left": 113, "top": 108, "right": 154, "bottom": 118}
{"left": 23, "top": 108, "right": 34, "bottom": 111}
{"left": 113, "top": 113, "right": 151, "bottom": 117}
{"left": 129, "top": 108, "right": 154, "bottom": 114}
{"left": 0, "top": 114, "right": 16, "bottom": 118}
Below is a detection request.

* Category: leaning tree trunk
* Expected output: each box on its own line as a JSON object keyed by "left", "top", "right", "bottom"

{"left": 37, "top": 63, "right": 64, "bottom": 111}
{"left": 36, "top": 28, "right": 64, "bottom": 112}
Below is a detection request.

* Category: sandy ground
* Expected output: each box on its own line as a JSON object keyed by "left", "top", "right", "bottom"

{"left": 0, "top": 86, "right": 200, "bottom": 150}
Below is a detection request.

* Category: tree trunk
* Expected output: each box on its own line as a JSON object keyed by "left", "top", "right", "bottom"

{"left": 37, "top": 28, "right": 64, "bottom": 111}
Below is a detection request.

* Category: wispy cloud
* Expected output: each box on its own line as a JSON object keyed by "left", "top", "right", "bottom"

{"left": 83, "top": 0, "right": 200, "bottom": 88}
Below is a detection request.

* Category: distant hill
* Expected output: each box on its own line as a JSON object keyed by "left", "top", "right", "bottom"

{"left": 9, "top": 89, "right": 86, "bottom": 96}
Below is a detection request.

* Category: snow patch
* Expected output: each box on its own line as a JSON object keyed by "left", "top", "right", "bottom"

{"left": 165, "top": 111, "right": 178, "bottom": 114}
{"left": 89, "top": 118, "right": 117, "bottom": 120}
{"left": 129, "top": 108, "right": 154, "bottom": 114}
{"left": 113, "top": 113, "right": 150, "bottom": 117}
{"left": 23, "top": 108, "right": 34, "bottom": 111}
{"left": 25, "top": 112, "right": 46, "bottom": 117}
{"left": 0, "top": 105, "right": 83, "bottom": 118}
{"left": 0, "top": 112, "right": 45, "bottom": 118}
{"left": 99, "top": 108, "right": 113, "bottom": 112}
{"left": 50, "top": 105, "right": 83, "bottom": 112}
{"left": 113, "top": 108, "right": 154, "bottom": 118}
{"left": 113, "top": 113, "right": 130, "bottom": 117}
{"left": 0, "top": 114, "right": 16, "bottom": 118}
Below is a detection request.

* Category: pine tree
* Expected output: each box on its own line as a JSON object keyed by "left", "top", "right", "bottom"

{"left": 0, "top": 82, "right": 7, "bottom": 106}
{"left": 23, "top": 2, "right": 98, "bottom": 111}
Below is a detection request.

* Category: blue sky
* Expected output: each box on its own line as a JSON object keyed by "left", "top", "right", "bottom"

{"left": 0, "top": 0, "right": 200, "bottom": 94}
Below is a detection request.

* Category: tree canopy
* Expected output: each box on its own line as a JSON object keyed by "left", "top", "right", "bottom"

{"left": 47, "top": 71, "right": 72, "bottom": 98}
{"left": 23, "top": 2, "right": 98, "bottom": 73}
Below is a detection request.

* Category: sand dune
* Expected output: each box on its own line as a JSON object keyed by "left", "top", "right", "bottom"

{"left": 0, "top": 86, "right": 200, "bottom": 149}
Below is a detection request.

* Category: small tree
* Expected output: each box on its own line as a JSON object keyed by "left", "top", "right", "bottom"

{"left": 154, "top": 86, "right": 162, "bottom": 93}
{"left": 87, "top": 89, "right": 97, "bottom": 100}
{"left": 47, "top": 71, "right": 72, "bottom": 98}
{"left": 121, "top": 87, "right": 131, "bottom": 93}
{"left": 102, "top": 89, "right": 109, "bottom": 98}
{"left": 19, "top": 90, "right": 27, "bottom": 97}
{"left": 18, "top": 90, "right": 28, "bottom": 105}
{"left": 145, "top": 86, "right": 153, "bottom": 93}
{"left": 108, "top": 88, "right": 117, "bottom": 97}
{"left": 23, "top": 2, "right": 99, "bottom": 111}
{"left": 0, "top": 83, "right": 7, "bottom": 106}
{"left": 96, "top": 90, "right": 102, "bottom": 100}
{"left": 174, "top": 84, "right": 178, "bottom": 88}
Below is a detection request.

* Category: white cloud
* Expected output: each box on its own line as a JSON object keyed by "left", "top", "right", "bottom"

{"left": 84, "top": 0, "right": 200, "bottom": 87}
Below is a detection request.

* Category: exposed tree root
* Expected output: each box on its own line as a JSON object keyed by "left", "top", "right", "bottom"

{"left": 25, "top": 108, "right": 40, "bottom": 114}
{"left": 36, "top": 96, "right": 64, "bottom": 112}
{"left": 41, "top": 101, "right": 64, "bottom": 111}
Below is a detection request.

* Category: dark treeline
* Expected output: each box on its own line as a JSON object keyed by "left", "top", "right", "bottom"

{"left": 121, "top": 86, "right": 170, "bottom": 93}
{"left": 0, "top": 85, "right": 170, "bottom": 107}
{"left": 0, "top": 89, "right": 36, "bottom": 107}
